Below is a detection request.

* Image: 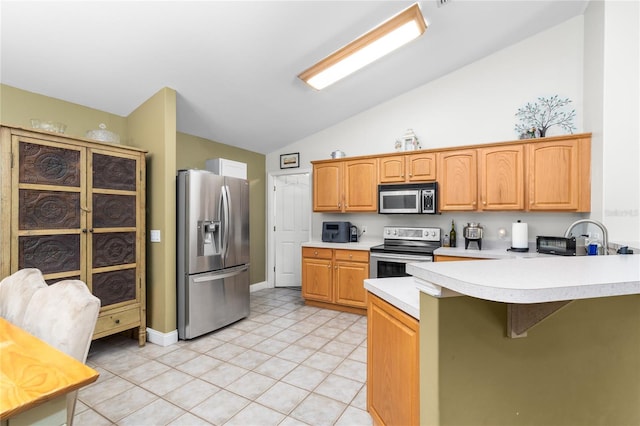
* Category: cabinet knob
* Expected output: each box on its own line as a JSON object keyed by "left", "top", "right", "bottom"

{"left": 327, "top": 264, "right": 331, "bottom": 269}
{"left": 115, "top": 319, "right": 120, "bottom": 324}
{"left": 349, "top": 254, "right": 352, "bottom": 258}
{"left": 482, "top": 200, "right": 486, "bottom": 205}
{"left": 334, "top": 265, "right": 338, "bottom": 270}
{"left": 82, "top": 229, "right": 87, "bottom": 233}
{"left": 314, "top": 250, "right": 318, "bottom": 256}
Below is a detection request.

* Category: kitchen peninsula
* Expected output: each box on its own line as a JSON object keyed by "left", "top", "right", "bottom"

{"left": 400, "top": 255, "right": 640, "bottom": 426}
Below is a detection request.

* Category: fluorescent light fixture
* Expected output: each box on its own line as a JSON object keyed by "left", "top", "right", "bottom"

{"left": 299, "top": 3, "right": 427, "bottom": 90}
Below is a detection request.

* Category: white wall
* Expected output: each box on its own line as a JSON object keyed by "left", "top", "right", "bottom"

{"left": 600, "top": 1, "right": 639, "bottom": 248}
{"left": 267, "top": 12, "right": 638, "bottom": 248}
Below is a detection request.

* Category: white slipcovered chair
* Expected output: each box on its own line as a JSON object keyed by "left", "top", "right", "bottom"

{"left": 0, "top": 268, "right": 47, "bottom": 325}
{"left": 0, "top": 268, "right": 101, "bottom": 426}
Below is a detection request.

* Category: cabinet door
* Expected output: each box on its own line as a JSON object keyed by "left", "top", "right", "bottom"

{"left": 528, "top": 140, "right": 579, "bottom": 210}
{"left": 344, "top": 158, "right": 378, "bottom": 212}
{"left": 437, "top": 149, "right": 477, "bottom": 210}
{"left": 407, "top": 152, "right": 436, "bottom": 182}
{"left": 12, "top": 136, "right": 86, "bottom": 283}
{"left": 334, "top": 261, "right": 368, "bottom": 308}
{"left": 334, "top": 250, "right": 369, "bottom": 308}
{"left": 379, "top": 155, "right": 406, "bottom": 183}
{"left": 313, "top": 162, "right": 343, "bottom": 212}
{"left": 301, "top": 257, "right": 332, "bottom": 302}
{"left": 89, "top": 149, "right": 143, "bottom": 310}
{"left": 367, "top": 293, "right": 419, "bottom": 426}
{"left": 478, "top": 145, "right": 524, "bottom": 210}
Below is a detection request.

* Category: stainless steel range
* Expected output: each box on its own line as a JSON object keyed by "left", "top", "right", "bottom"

{"left": 370, "top": 226, "right": 441, "bottom": 278}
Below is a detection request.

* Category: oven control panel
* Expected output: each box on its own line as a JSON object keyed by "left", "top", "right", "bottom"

{"left": 383, "top": 226, "right": 441, "bottom": 242}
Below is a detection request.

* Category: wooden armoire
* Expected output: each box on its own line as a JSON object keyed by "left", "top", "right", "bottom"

{"left": 0, "top": 125, "right": 147, "bottom": 346}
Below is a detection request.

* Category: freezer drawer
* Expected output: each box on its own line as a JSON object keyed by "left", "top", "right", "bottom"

{"left": 178, "top": 265, "right": 249, "bottom": 340}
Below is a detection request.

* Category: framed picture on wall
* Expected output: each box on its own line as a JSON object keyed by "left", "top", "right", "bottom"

{"left": 280, "top": 152, "right": 300, "bottom": 169}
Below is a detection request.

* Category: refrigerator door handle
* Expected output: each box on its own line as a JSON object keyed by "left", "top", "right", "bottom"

{"left": 192, "top": 265, "right": 249, "bottom": 283}
{"left": 221, "top": 184, "right": 231, "bottom": 258}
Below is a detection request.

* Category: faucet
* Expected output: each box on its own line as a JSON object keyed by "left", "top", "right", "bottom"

{"left": 564, "top": 219, "right": 609, "bottom": 255}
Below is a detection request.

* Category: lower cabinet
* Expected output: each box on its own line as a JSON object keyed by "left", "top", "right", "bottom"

{"left": 301, "top": 247, "right": 368, "bottom": 314}
{"left": 367, "top": 292, "right": 419, "bottom": 426}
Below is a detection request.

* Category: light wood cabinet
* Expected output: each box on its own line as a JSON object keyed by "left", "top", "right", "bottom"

{"left": 437, "top": 149, "right": 477, "bottom": 211}
{"left": 527, "top": 137, "right": 590, "bottom": 211}
{"left": 478, "top": 144, "right": 524, "bottom": 210}
{"left": 311, "top": 133, "right": 591, "bottom": 213}
{"left": 379, "top": 152, "right": 436, "bottom": 183}
{"left": 302, "top": 247, "right": 368, "bottom": 314}
{"left": 312, "top": 158, "right": 377, "bottom": 212}
{"left": 301, "top": 248, "right": 333, "bottom": 302}
{"left": 312, "top": 162, "right": 343, "bottom": 212}
{"left": 367, "top": 293, "right": 419, "bottom": 426}
{"left": 0, "top": 126, "right": 146, "bottom": 346}
{"left": 344, "top": 159, "right": 378, "bottom": 212}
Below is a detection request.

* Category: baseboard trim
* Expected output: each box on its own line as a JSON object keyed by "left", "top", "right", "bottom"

{"left": 146, "top": 327, "right": 178, "bottom": 347}
{"left": 250, "top": 281, "right": 271, "bottom": 292}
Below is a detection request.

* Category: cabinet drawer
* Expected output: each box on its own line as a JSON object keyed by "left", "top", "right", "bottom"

{"left": 334, "top": 249, "right": 369, "bottom": 262}
{"left": 94, "top": 306, "right": 140, "bottom": 336}
{"left": 302, "top": 247, "right": 333, "bottom": 259}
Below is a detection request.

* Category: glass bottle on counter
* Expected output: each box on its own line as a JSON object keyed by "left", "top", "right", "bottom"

{"left": 450, "top": 220, "right": 457, "bottom": 247}
{"left": 443, "top": 234, "right": 450, "bottom": 247}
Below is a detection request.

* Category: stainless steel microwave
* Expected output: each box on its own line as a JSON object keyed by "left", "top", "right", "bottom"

{"left": 378, "top": 182, "right": 438, "bottom": 214}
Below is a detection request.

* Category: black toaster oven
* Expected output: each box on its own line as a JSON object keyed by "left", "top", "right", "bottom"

{"left": 536, "top": 236, "right": 583, "bottom": 256}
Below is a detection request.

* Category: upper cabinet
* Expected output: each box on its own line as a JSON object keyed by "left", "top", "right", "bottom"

{"left": 379, "top": 152, "right": 436, "bottom": 183}
{"left": 527, "top": 137, "right": 590, "bottom": 212}
{"left": 311, "top": 133, "right": 591, "bottom": 214}
{"left": 313, "top": 158, "right": 378, "bottom": 212}
{"left": 313, "top": 161, "right": 343, "bottom": 211}
{"left": 437, "top": 149, "right": 477, "bottom": 211}
{"left": 478, "top": 145, "right": 524, "bottom": 210}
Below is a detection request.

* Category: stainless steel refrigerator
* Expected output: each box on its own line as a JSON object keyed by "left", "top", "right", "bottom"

{"left": 177, "top": 169, "right": 250, "bottom": 340}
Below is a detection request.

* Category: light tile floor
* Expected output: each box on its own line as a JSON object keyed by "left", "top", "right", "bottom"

{"left": 75, "top": 287, "right": 372, "bottom": 426}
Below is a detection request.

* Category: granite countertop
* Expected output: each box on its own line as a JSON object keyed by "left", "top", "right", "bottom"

{"left": 302, "top": 240, "right": 382, "bottom": 250}
{"left": 364, "top": 277, "right": 420, "bottom": 320}
{"left": 408, "top": 254, "right": 640, "bottom": 304}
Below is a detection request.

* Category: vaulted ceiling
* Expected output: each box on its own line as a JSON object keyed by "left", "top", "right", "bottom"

{"left": 1, "top": 1, "right": 588, "bottom": 154}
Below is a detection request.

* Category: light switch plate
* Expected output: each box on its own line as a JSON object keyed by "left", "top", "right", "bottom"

{"left": 150, "top": 230, "right": 161, "bottom": 242}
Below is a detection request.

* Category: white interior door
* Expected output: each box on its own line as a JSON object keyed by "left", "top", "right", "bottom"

{"left": 274, "top": 173, "right": 310, "bottom": 287}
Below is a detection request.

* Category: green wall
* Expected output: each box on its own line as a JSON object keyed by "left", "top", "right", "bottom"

{"left": 0, "top": 84, "right": 127, "bottom": 139}
{"left": 420, "top": 293, "right": 640, "bottom": 425}
{"left": 176, "top": 132, "right": 266, "bottom": 286}
{"left": 127, "top": 87, "right": 178, "bottom": 334}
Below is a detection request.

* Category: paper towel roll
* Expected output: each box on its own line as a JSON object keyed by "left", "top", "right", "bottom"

{"left": 512, "top": 221, "right": 528, "bottom": 249}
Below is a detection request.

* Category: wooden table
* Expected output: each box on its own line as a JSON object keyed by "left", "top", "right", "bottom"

{"left": 0, "top": 317, "right": 99, "bottom": 422}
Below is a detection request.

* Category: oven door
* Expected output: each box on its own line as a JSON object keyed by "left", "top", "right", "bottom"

{"left": 369, "top": 251, "right": 433, "bottom": 278}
